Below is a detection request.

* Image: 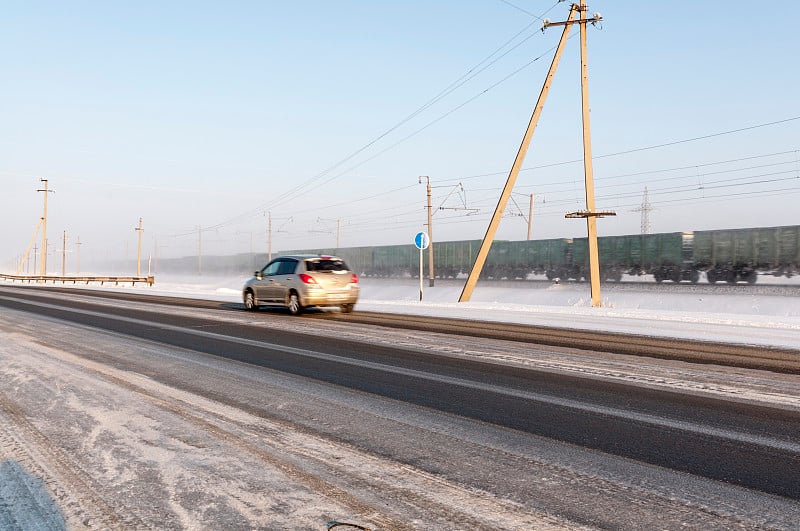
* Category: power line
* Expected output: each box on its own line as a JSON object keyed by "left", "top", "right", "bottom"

{"left": 195, "top": 4, "right": 565, "bottom": 232}
{"left": 444, "top": 118, "right": 800, "bottom": 183}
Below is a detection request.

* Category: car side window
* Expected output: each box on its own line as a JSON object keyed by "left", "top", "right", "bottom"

{"left": 277, "top": 260, "right": 298, "bottom": 275}
{"left": 262, "top": 261, "right": 281, "bottom": 276}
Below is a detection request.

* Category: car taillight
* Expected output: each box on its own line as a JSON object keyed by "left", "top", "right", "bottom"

{"left": 350, "top": 274, "right": 359, "bottom": 283}
{"left": 298, "top": 274, "right": 317, "bottom": 284}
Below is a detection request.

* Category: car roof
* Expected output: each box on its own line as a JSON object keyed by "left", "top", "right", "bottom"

{"left": 278, "top": 254, "right": 345, "bottom": 261}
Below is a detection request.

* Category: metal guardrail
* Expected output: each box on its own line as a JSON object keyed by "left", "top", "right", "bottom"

{"left": 0, "top": 273, "right": 154, "bottom": 286}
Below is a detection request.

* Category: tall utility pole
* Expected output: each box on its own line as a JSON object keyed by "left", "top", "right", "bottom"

{"left": 419, "top": 176, "right": 434, "bottom": 287}
{"left": 37, "top": 179, "right": 55, "bottom": 277}
{"left": 76, "top": 237, "right": 82, "bottom": 274}
{"left": 459, "top": 4, "right": 578, "bottom": 302}
{"left": 562, "top": 1, "right": 614, "bottom": 307}
{"left": 527, "top": 193, "right": 535, "bottom": 240}
{"left": 135, "top": 217, "right": 144, "bottom": 276}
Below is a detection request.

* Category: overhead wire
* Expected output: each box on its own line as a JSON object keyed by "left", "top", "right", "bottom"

{"left": 159, "top": 4, "right": 800, "bottom": 247}
{"left": 441, "top": 121, "right": 800, "bottom": 184}
{"left": 255, "top": 1, "right": 563, "bottom": 207}
{"left": 187, "top": 2, "right": 564, "bottom": 235}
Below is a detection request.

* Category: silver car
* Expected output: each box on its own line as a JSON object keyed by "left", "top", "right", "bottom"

{"left": 242, "top": 255, "right": 359, "bottom": 315}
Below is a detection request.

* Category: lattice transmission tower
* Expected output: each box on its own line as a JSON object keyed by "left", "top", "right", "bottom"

{"left": 632, "top": 186, "right": 654, "bottom": 234}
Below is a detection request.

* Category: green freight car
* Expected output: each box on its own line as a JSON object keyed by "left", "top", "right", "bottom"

{"left": 507, "top": 238, "right": 572, "bottom": 280}
{"left": 430, "top": 238, "right": 571, "bottom": 280}
{"left": 693, "top": 225, "right": 800, "bottom": 284}
{"left": 570, "top": 232, "right": 696, "bottom": 283}
{"left": 431, "top": 239, "right": 482, "bottom": 278}
{"left": 270, "top": 225, "right": 800, "bottom": 285}
{"left": 643, "top": 232, "right": 697, "bottom": 283}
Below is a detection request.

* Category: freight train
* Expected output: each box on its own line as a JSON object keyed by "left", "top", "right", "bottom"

{"left": 281, "top": 225, "right": 800, "bottom": 284}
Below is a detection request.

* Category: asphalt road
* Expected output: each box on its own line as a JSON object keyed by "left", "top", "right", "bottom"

{"left": 0, "top": 283, "right": 799, "bottom": 528}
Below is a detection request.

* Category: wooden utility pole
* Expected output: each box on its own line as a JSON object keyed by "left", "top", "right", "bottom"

{"left": 37, "top": 179, "right": 54, "bottom": 277}
{"left": 562, "top": 1, "right": 614, "bottom": 307}
{"left": 420, "top": 176, "right": 435, "bottom": 287}
{"left": 76, "top": 237, "right": 82, "bottom": 274}
{"left": 135, "top": 217, "right": 144, "bottom": 276}
{"left": 527, "top": 193, "right": 535, "bottom": 240}
{"left": 459, "top": 4, "right": 577, "bottom": 302}
{"left": 580, "top": 0, "right": 600, "bottom": 306}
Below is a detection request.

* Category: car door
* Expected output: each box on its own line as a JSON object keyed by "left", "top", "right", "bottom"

{"left": 254, "top": 260, "right": 282, "bottom": 302}
{"left": 271, "top": 259, "right": 299, "bottom": 303}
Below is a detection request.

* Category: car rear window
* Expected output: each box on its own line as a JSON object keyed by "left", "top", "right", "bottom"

{"left": 306, "top": 259, "right": 349, "bottom": 272}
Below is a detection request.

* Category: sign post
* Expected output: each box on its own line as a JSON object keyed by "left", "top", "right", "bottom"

{"left": 414, "top": 231, "right": 430, "bottom": 301}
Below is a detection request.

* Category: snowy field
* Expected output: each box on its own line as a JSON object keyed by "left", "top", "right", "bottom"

{"left": 53, "top": 273, "right": 800, "bottom": 350}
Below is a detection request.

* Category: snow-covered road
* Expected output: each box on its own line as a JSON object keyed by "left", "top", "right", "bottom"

{"left": 0, "top": 277, "right": 798, "bottom": 529}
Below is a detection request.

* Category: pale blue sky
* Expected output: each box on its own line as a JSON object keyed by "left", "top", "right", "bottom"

{"left": 2, "top": 1, "right": 798, "bottom": 270}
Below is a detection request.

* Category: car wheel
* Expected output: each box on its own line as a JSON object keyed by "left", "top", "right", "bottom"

{"left": 287, "top": 292, "right": 303, "bottom": 315}
{"left": 244, "top": 291, "right": 257, "bottom": 311}
{"left": 340, "top": 303, "right": 355, "bottom": 314}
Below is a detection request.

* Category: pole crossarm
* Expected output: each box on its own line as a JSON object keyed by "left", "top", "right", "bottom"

{"left": 565, "top": 210, "right": 617, "bottom": 218}
{"left": 543, "top": 16, "right": 602, "bottom": 29}
{"left": 542, "top": 4, "right": 602, "bottom": 29}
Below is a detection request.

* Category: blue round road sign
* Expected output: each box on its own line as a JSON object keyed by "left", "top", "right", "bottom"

{"left": 414, "top": 231, "right": 430, "bottom": 250}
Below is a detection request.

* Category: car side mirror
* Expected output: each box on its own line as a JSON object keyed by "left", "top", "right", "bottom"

{"left": 255, "top": 271, "right": 262, "bottom": 280}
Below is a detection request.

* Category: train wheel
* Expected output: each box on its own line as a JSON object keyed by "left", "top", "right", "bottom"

{"left": 726, "top": 271, "right": 737, "bottom": 284}
{"left": 707, "top": 270, "right": 717, "bottom": 284}
{"left": 690, "top": 270, "right": 700, "bottom": 284}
